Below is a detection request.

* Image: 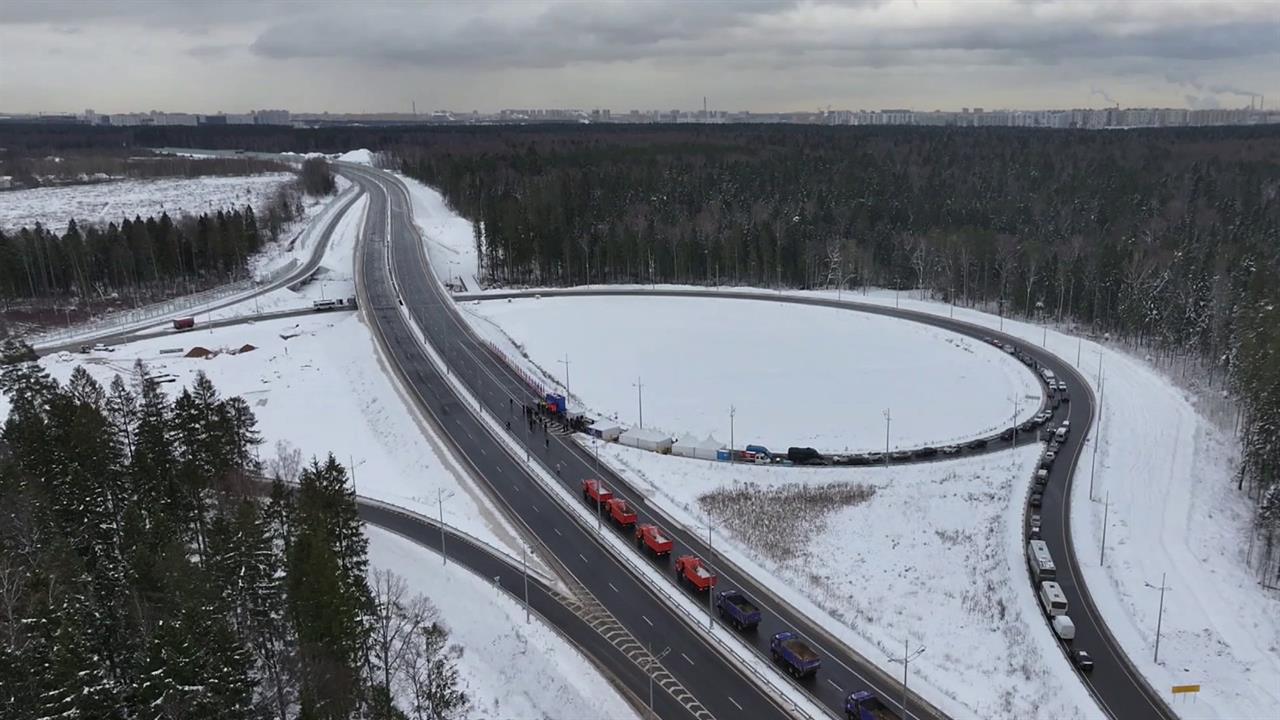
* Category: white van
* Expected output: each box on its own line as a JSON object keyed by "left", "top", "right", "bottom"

{"left": 1054, "top": 427, "right": 1067, "bottom": 442}
{"left": 1039, "top": 581, "right": 1068, "bottom": 616}
{"left": 1052, "top": 615, "right": 1076, "bottom": 641}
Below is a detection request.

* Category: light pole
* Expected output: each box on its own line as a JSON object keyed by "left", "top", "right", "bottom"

{"left": 1144, "top": 573, "right": 1171, "bottom": 664}
{"left": 349, "top": 455, "right": 366, "bottom": 494}
{"left": 522, "top": 544, "right": 530, "bottom": 624}
{"left": 633, "top": 377, "right": 645, "bottom": 428}
{"left": 889, "top": 638, "right": 925, "bottom": 720}
{"left": 1012, "top": 396, "right": 1020, "bottom": 446}
{"left": 558, "top": 354, "right": 571, "bottom": 401}
{"left": 438, "top": 488, "right": 453, "bottom": 566}
{"left": 648, "top": 642, "right": 671, "bottom": 716}
{"left": 883, "top": 408, "right": 891, "bottom": 467}
{"left": 729, "top": 405, "right": 736, "bottom": 465}
{"left": 707, "top": 524, "right": 715, "bottom": 629}
{"left": 1090, "top": 371, "right": 1105, "bottom": 500}
{"left": 1099, "top": 491, "right": 1110, "bottom": 565}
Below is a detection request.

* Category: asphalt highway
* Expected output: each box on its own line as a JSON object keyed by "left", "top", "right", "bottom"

{"left": 457, "top": 286, "right": 1179, "bottom": 720}
{"left": 345, "top": 166, "right": 790, "bottom": 720}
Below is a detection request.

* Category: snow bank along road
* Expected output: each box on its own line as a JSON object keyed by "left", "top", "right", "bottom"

{"left": 343, "top": 164, "right": 787, "bottom": 720}
{"left": 341, "top": 161, "right": 954, "bottom": 720}
{"left": 460, "top": 285, "right": 1179, "bottom": 720}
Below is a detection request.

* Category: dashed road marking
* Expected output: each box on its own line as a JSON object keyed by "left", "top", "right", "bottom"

{"left": 728, "top": 697, "right": 743, "bottom": 711}
{"left": 578, "top": 553, "right": 588, "bottom": 563}
{"left": 827, "top": 678, "right": 842, "bottom": 692}
{"left": 681, "top": 652, "right": 694, "bottom": 666}
{"left": 643, "top": 615, "right": 653, "bottom": 627}
{"left": 608, "top": 582, "right": 619, "bottom": 593}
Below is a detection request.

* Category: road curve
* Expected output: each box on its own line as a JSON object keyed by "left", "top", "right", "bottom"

{"left": 457, "top": 285, "right": 1179, "bottom": 720}
{"left": 342, "top": 162, "right": 957, "bottom": 720}
{"left": 344, "top": 166, "right": 791, "bottom": 720}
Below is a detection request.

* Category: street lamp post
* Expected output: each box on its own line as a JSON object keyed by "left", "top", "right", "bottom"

{"left": 884, "top": 408, "right": 891, "bottom": 468}
{"left": 633, "top": 377, "right": 645, "bottom": 428}
{"left": 1099, "top": 491, "right": 1110, "bottom": 565}
{"left": 558, "top": 354, "right": 571, "bottom": 401}
{"left": 729, "top": 405, "right": 736, "bottom": 465}
{"left": 889, "top": 638, "right": 925, "bottom": 720}
{"left": 1145, "top": 573, "right": 1171, "bottom": 664}
{"left": 522, "top": 545, "right": 530, "bottom": 624}
{"left": 438, "top": 488, "right": 453, "bottom": 566}
{"left": 1090, "top": 371, "right": 1105, "bottom": 500}
{"left": 648, "top": 642, "right": 671, "bottom": 717}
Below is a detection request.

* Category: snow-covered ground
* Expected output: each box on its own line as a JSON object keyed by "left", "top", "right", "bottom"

{"left": 366, "top": 526, "right": 638, "bottom": 720}
{"left": 247, "top": 174, "right": 353, "bottom": 282}
{"left": 465, "top": 295, "right": 1043, "bottom": 453}
{"left": 396, "top": 172, "right": 481, "bottom": 292}
{"left": 0, "top": 173, "right": 294, "bottom": 234}
{"left": 590, "top": 435, "right": 1099, "bottom": 719}
{"left": 21, "top": 312, "right": 531, "bottom": 566}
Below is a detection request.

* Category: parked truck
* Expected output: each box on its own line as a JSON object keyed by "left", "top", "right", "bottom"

{"left": 605, "top": 497, "right": 637, "bottom": 529}
{"left": 581, "top": 478, "right": 613, "bottom": 507}
{"left": 544, "top": 392, "right": 567, "bottom": 415}
{"left": 787, "top": 446, "right": 824, "bottom": 465}
{"left": 674, "top": 555, "right": 717, "bottom": 591}
{"left": 844, "top": 690, "right": 892, "bottom": 720}
{"left": 635, "top": 523, "right": 673, "bottom": 557}
{"left": 715, "top": 589, "right": 762, "bottom": 630}
{"left": 172, "top": 317, "right": 195, "bottom": 331}
{"left": 745, "top": 444, "right": 773, "bottom": 462}
{"left": 770, "top": 631, "right": 821, "bottom": 678}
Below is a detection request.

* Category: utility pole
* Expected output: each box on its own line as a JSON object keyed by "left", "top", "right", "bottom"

{"left": 1076, "top": 336, "right": 1082, "bottom": 367}
{"left": 889, "top": 638, "right": 925, "bottom": 720}
{"left": 438, "top": 488, "right": 447, "bottom": 566}
{"left": 1145, "top": 573, "right": 1171, "bottom": 664}
{"left": 883, "top": 408, "right": 891, "bottom": 467}
{"left": 1012, "top": 396, "right": 1020, "bottom": 446}
{"left": 1090, "top": 370, "right": 1105, "bottom": 500}
{"left": 522, "top": 545, "right": 529, "bottom": 624}
{"left": 558, "top": 354, "right": 571, "bottom": 400}
{"left": 729, "top": 405, "right": 736, "bottom": 465}
{"left": 707, "top": 524, "right": 714, "bottom": 629}
{"left": 633, "top": 377, "right": 645, "bottom": 428}
{"left": 1099, "top": 491, "right": 1110, "bottom": 565}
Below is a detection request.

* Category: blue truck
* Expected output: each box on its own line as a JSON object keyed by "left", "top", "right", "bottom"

{"left": 844, "top": 690, "right": 892, "bottom": 720}
{"left": 769, "top": 631, "right": 821, "bottom": 678}
{"left": 544, "top": 392, "right": 567, "bottom": 415}
{"left": 715, "top": 589, "right": 762, "bottom": 631}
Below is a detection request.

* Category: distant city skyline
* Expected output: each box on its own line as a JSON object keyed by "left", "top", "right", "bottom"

{"left": 1, "top": 0, "right": 1276, "bottom": 116}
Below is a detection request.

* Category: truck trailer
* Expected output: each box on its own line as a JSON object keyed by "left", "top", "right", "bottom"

{"left": 844, "top": 691, "right": 892, "bottom": 720}
{"left": 605, "top": 498, "right": 637, "bottom": 529}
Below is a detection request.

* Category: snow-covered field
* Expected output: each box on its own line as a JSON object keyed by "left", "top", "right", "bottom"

{"left": 0, "top": 173, "right": 294, "bottom": 234}
{"left": 590, "top": 439, "right": 1101, "bottom": 719}
{"left": 465, "top": 295, "right": 1043, "bottom": 452}
{"left": 366, "top": 526, "right": 638, "bottom": 720}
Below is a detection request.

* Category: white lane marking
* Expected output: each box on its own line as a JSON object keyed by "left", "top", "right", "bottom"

{"left": 826, "top": 678, "right": 842, "bottom": 692}
{"left": 554, "top": 528, "right": 562, "bottom": 536}
{"left": 608, "top": 582, "right": 619, "bottom": 593}
{"left": 578, "top": 553, "right": 588, "bottom": 563}
{"left": 478, "top": 447, "right": 486, "bottom": 456}
{"left": 530, "top": 504, "right": 540, "bottom": 514}
{"left": 728, "top": 697, "right": 743, "bottom": 711}
{"left": 642, "top": 615, "right": 653, "bottom": 627}
{"left": 681, "top": 653, "right": 694, "bottom": 666}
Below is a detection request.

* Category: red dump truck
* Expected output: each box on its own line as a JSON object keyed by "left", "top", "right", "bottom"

{"left": 675, "top": 555, "right": 717, "bottom": 591}
{"left": 605, "top": 497, "right": 637, "bottom": 529}
{"left": 635, "top": 524, "right": 674, "bottom": 557}
{"left": 581, "top": 478, "right": 613, "bottom": 507}
{"left": 172, "top": 317, "right": 195, "bottom": 331}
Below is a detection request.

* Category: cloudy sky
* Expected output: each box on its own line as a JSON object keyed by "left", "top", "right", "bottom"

{"left": 1, "top": 0, "right": 1276, "bottom": 114}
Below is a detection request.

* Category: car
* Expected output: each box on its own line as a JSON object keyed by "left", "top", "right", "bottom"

{"left": 889, "top": 450, "right": 912, "bottom": 461}
{"left": 1040, "top": 455, "right": 1054, "bottom": 470}
{"left": 1030, "top": 513, "right": 1042, "bottom": 530}
{"left": 1049, "top": 441, "right": 1061, "bottom": 453}
{"left": 78, "top": 344, "right": 92, "bottom": 353}
{"left": 1072, "top": 650, "right": 1094, "bottom": 672}
{"left": 1029, "top": 491, "right": 1043, "bottom": 508}
{"left": 941, "top": 444, "right": 961, "bottom": 455}
{"left": 1003, "top": 344, "right": 1016, "bottom": 354}
{"left": 966, "top": 438, "right": 989, "bottom": 450}
{"left": 864, "top": 452, "right": 884, "bottom": 464}
{"left": 1000, "top": 428, "right": 1015, "bottom": 440}
{"left": 1019, "top": 421, "right": 1036, "bottom": 433}
{"left": 848, "top": 455, "right": 872, "bottom": 466}
{"left": 981, "top": 336, "right": 993, "bottom": 344}
{"left": 1060, "top": 392, "right": 1071, "bottom": 403}
{"left": 913, "top": 446, "right": 938, "bottom": 458}
{"left": 92, "top": 343, "right": 112, "bottom": 352}
{"left": 1035, "top": 469, "right": 1049, "bottom": 486}
{"left": 1044, "top": 450, "right": 1057, "bottom": 463}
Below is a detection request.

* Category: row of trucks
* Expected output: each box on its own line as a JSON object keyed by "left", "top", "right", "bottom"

{"left": 581, "top": 478, "right": 891, "bottom": 717}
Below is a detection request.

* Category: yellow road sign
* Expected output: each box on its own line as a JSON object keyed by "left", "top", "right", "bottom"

{"left": 1171, "top": 684, "right": 1201, "bottom": 695}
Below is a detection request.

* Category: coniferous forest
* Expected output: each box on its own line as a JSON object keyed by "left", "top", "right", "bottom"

{"left": 0, "top": 340, "right": 468, "bottom": 719}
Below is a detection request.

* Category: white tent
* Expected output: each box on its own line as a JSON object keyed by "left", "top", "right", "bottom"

{"left": 618, "top": 427, "right": 674, "bottom": 453}
{"left": 671, "top": 434, "right": 701, "bottom": 458}
{"left": 692, "top": 435, "right": 726, "bottom": 461}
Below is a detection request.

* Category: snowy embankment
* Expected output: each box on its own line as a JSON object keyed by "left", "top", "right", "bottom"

{"left": 366, "top": 526, "right": 638, "bottom": 720}
{"left": 464, "top": 295, "right": 1043, "bottom": 453}
{"left": 0, "top": 173, "right": 294, "bottom": 234}
{"left": 396, "top": 172, "right": 482, "bottom": 292}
